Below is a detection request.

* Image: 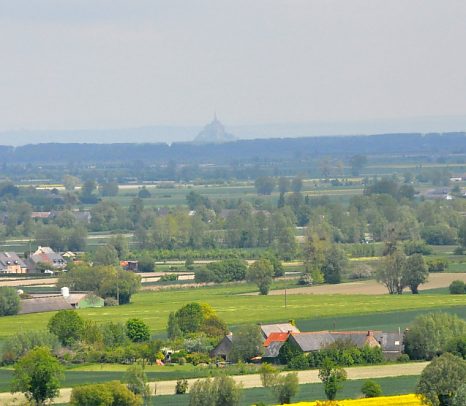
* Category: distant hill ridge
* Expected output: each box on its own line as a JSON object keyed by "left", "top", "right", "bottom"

{"left": 0, "top": 132, "right": 465, "bottom": 164}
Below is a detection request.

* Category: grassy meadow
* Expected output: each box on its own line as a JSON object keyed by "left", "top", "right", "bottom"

{"left": 150, "top": 376, "right": 419, "bottom": 406}
{"left": 1, "top": 281, "right": 465, "bottom": 344}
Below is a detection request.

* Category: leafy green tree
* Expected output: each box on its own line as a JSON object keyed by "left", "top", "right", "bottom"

{"left": 126, "top": 319, "right": 150, "bottom": 342}
{"left": 254, "top": 176, "right": 275, "bottom": 195}
{"left": 99, "top": 181, "right": 119, "bottom": 197}
{"left": 80, "top": 179, "right": 99, "bottom": 203}
{"left": 189, "top": 378, "right": 216, "bottom": 406}
{"left": 98, "top": 268, "right": 141, "bottom": 304}
{"left": 48, "top": 310, "right": 85, "bottom": 346}
{"left": 101, "top": 322, "right": 129, "bottom": 348}
{"left": 404, "top": 312, "right": 466, "bottom": 360}
{"left": 278, "top": 177, "right": 291, "bottom": 194}
{"left": 259, "top": 363, "right": 279, "bottom": 388}
{"left": 138, "top": 254, "right": 155, "bottom": 273}
{"left": 34, "top": 224, "right": 66, "bottom": 252}
{"left": 93, "top": 244, "right": 119, "bottom": 266}
{"left": 322, "top": 245, "right": 347, "bottom": 284}
{"left": 63, "top": 175, "right": 80, "bottom": 191}
{"left": 138, "top": 187, "right": 151, "bottom": 198}
{"left": 1, "top": 331, "right": 60, "bottom": 364}
{"left": 458, "top": 218, "right": 466, "bottom": 249}
{"left": 272, "top": 372, "right": 299, "bottom": 405}
{"left": 125, "top": 364, "right": 150, "bottom": 405}
{"left": 361, "top": 380, "right": 383, "bottom": 397}
{"left": 215, "top": 375, "right": 242, "bottom": 406}
{"left": 230, "top": 324, "right": 263, "bottom": 362}
{"left": 167, "top": 312, "right": 182, "bottom": 339}
{"left": 376, "top": 250, "right": 407, "bottom": 294}
{"left": 350, "top": 155, "right": 368, "bottom": 176}
{"left": 417, "top": 353, "right": 466, "bottom": 406}
{"left": 291, "top": 176, "right": 303, "bottom": 193}
{"left": 318, "top": 358, "right": 347, "bottom": 400}
{"left": 452, "top": 384, "right": 466, "bottom": 406}
{"left": 109, "top": 234, "right": 129, "bottom": 260}
{"left": 0, "top": 286, "right": 20, "bottom": 316}
{"left": 200, "top": 314, "right": 228, "bottom": 338}
{"left": 402, "top": 253, "right": 428, "bottom": 294}
{"left": 246, "top": 259, "right": 274, "bottom": 295}
{"left": 175, "top": 302, "right": 204, "bottom": 335}
{"left": 11, "top": 346, "right": 64, "bottom": 405}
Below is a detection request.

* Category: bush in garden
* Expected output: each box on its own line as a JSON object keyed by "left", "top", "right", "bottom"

{"left": 449, "top": 280, "right": 465, "bottom": 294}
{"left": 361, "top": 380, "right": 383, "bottom": 397}
{"left": 176, "top": 379, "right": 189, "bottom": 394}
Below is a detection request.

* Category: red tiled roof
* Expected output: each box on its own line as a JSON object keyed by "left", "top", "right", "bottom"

{"left": 264, "top": 332, "right": 290, "bottom": 347}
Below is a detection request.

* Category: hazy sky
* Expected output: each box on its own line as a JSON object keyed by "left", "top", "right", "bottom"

{"left": 1, "top": 0, "right": 466, "bottom": 134}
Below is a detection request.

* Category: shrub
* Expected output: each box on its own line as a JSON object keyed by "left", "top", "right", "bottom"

{"left": 298, "top": 273, "right": 313, "bottom": 285}
{"left": 288, "top": 354, "right": 309, "bottom": 370}
{"left": 403, "top": 240, "right": 432, "bottom": 256}
{"left": 1, "top": 330, "right": 60, "bottom": 365}
{"left": 361, "top": 380, "right": 383, "bottom": 397}
{"left": 70, "top": 381, "right": 142, "bottom": 406}
{"left": 449, "top": 280, "right": 465, "bottom": 294}
{"left": 272, "top": 372, "right": 299, "bottom": 404}
{"left": 176, "top": 379, "right": 188, "bottom": 394}
{"left": 189, "top": 376, "right": 242, "bottom": 406}
{"left": 0, "top": 286, "right": 20, "bottom": 316}
{"left": 427, "top": 259, "right": 449, "bottom": 273}
{"left": 397, "top": 354, "right": 410, "bottom": 363}
{"left": 104, "top": 297, "right": 119, "bottom": 306}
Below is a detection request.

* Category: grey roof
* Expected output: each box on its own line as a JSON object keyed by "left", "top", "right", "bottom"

{"left": 263, "top": 341, "right": 285, "bottom": 358}
{"left": 378, "top": 332, "right": 404, "bottom": 352}
{"left": 291, "top": 331, "right": 383, "bottom": 352}
{"left": 19, "top": 296, "right": 73, "bottom": 314}
{"left": 211, "top": 334, "right": 234, "bottom": 359}
{"left": 291, "top": 332, "right": 335, "bottom": 352}
{"left": 0, "top": 252, "right": 27, "bottom": 270}
{"left": 260, "top": 323, "right": 300, "bottom": 338}
{"left": 29, "top": 247, "right": 66, "bottom": 268}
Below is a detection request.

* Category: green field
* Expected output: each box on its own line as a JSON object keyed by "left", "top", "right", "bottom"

{"left": 151, "top": 376, "right": 419, "bottom": 406}
{"left": 1, "top": 282, "right": 466, "bottom": 343}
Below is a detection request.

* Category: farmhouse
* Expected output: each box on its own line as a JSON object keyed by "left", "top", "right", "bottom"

{"left": 28, "top": 246, "right": 67, "bottom": 272}
{"left": 19, "top": 288, "right": 104, "bottom": 314}
{"left": 259, "top": 322, "right": 300, "bottom": 338}
{"left": 210, "top": 332, "right": 234, "bottom": 361}
{"left": 0, "top": 252, "right": 28, "bottom": 274}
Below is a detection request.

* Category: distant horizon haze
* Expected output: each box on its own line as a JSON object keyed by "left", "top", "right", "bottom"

{"left": 1, "top": 114, "right": 466, "bottom": 146}
{"left": 1, "top": 1, "right": 466, "bottom": 142}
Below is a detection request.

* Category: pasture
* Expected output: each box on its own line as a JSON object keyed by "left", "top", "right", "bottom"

{"left": 1, "top": 281, "right": 465, "bottom": 343}
{"left": 150, "top": 376, "right": 419, "bottom": 406}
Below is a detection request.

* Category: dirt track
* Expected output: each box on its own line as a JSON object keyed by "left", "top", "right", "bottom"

{"left": 0, "top": 362, "right": 428, "bottom": 404}
{"left": 245, "top": 273, "right": 466, "bottom": 295}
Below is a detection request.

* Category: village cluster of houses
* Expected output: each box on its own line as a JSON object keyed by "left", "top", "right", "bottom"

{"left": 211, "top": 322, "right": 404, "bottom": 362}
{"left": 0, "top": 246, "right": 71, "bottom": 274}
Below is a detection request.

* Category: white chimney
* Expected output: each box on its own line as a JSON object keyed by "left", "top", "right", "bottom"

{"left": 61, "top": 287, "right": 70, "bottom": 298}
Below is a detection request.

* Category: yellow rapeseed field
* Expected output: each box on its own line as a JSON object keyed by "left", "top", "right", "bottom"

{"left": 287, "top": 394, "right": 422, "bottom": 406}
